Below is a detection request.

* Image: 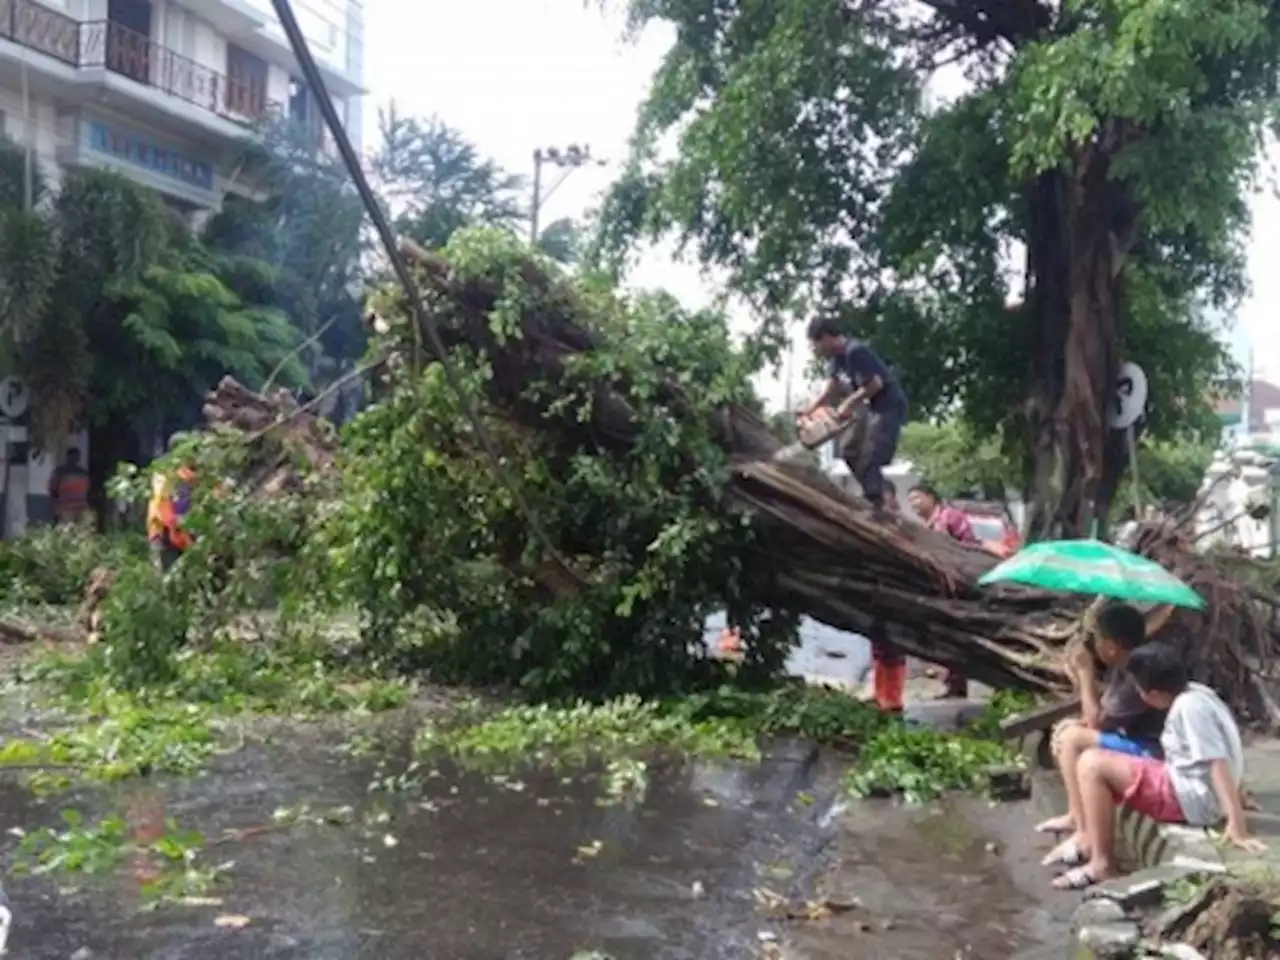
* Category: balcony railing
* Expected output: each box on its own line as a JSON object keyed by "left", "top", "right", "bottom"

{"left": 0, "top": 0, "right": 277, "bottom": 127}
{"left": 1, "top": 0, "right": 80, "bottom": 65}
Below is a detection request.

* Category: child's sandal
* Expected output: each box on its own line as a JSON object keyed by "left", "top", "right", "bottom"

{"left": 1052, "top": 866, "right": 1101, "bottom": 890}
{"left": 1041, "top": 838, "right": 1087, "bottom": 867}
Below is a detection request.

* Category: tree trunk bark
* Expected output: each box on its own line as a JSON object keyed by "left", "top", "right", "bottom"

{"left": 1025, "top": 143, "right": 1138, "bottom": 540}
{"left": 87, "top": 420, "right": 142, "bottom": 530}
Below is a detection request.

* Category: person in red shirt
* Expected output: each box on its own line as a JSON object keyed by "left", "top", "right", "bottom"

{"left": 907, "top": 484, "right": 979, "bottom": 698}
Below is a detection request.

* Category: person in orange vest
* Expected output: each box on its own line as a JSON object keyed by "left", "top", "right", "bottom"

{"left": 48, "top": 448, "right": 91, "bottom": 525}
{"left": 146, "top": 464, "right": 196, "bottom": 571}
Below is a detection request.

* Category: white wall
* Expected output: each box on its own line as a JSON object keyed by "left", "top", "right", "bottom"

{"left": 156, "top": 2, "right": 339, "bottom": 124}
{"left": 0, "top": 89, "right": 64, "bottom": 191}
{"left": 239, "top": 0, "right": 352, "bottom": 73}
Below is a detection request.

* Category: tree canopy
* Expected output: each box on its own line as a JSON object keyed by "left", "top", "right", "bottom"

{"left": 900, "top": 420, "right": 1214, "bottom": 513}
{"left": 206, "top": 109, "right": 583, "bottom": 376}
{"left": 598, "top": 0, "right": 1269, "bottom": 537}
{"left": 0, "top": 139, "right": 304, "bottom": 482}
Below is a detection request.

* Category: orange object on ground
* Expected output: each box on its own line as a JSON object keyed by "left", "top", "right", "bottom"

{"left": 873, "top": 659, "right": 906, "bottom": 713}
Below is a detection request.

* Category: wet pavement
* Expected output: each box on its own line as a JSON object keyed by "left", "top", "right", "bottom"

{"left": 0, "top": 715, "right": 1076, "bottom": 960}
{"left": 786, "top": 797, "right": 1078, "bottom": 960}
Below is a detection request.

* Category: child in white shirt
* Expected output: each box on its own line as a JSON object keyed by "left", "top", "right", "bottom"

{"left": 1052, "top": 641, "right": 1263, "bottom": 890}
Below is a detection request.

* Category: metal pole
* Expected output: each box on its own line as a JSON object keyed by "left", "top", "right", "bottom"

{"left": 783, "top": 337, "right": 793, "bottom": 414}
{"left": 21, "top": 61, "right": 32, "bottom": 210}
{"left": 1243, "top": 347, "right": 1255, "bottom": 441}
{"left": 1270, "top": 479, "right": 1277, "bottom": 560}
{"left": 529, "top": 150, "right": 542, "bottom": 245}
{"left": 1126, "top": 423, "right": 1142, "bottom": 517}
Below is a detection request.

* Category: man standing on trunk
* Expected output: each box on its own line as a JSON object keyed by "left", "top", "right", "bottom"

{"left": 800, "top": 317, "right": 908, "bottom": 508}
{"left": 907, "top": 484, "right": 979, "bottom": 699}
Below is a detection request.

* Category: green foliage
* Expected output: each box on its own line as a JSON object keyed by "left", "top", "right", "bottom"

{"left": 1123, "top": 438, "right": 1216, "bottom": 511}
{"left": 414, "top": 695, "right": 761, "bottom": 769}
{"left": 901, "top": 420, "right": 1215, "bottom": 510}
{"left": 209, "top": 107, "right": 560, "bottom": 371}
{"left": 844, "top": 725, "right": 1018, "bottom": 805}
{"left": 3, "top": 628, "right": 410, "bottom": 793}
{"left": 27, "top": 632, "right": 411, "bottom": 721}
{"left": 536, "top": 217, "right": 585, "bottom": 265}
{"left": 669, "top": 683, "right": 890, "bottom": 747}
{"left": 324, "top": 226, "right": 792, "bottom": 699}
{"left": 0, "top": 152, "right": 306, "bottom": 447}
{"left": 93, "top": 559, "right": 193, "bottom": 689}
{"left": 95, "top": 428, "right": 337, "bottom": 688}
{"left": 599, "top": 0, "right": 1270, "bottom": 504}
{"left": 840, "top": 690, "right": 1028, "bottom": 803}
{"left": 371, "top": 106, "right": 526, "bottom": 249}
{"left": 0, "top": 697, "right": 218, "bottom": 783}
{"left": 0, "top": 526, "right": 142, "bottom": 607}
{"left": 899, "top": 422, "right": 1017, "bottom": 501}
{"left": 414, "top": 683, "right": 1025, "bottom": 804}
{"left": 12, "top": 808, "right": 221, "bottom": 906}
{"left": 205, "top": 120, "right": 368, "bottom": 365}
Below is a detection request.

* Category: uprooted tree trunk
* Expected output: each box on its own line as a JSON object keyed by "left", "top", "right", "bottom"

{"left": 200, "top": 238, "right": 1280, "bottom": 719}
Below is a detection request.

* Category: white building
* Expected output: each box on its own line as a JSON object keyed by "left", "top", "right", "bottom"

{"left": 0, "top": 0, "right": 365, "bottom": 210}
{"left": 0, "top": 0, "right": 365, "bottom": 532}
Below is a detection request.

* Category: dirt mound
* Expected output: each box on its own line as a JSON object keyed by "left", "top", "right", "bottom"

{"left": 1155, "top": 878, "right": 1280, "bottom": 960}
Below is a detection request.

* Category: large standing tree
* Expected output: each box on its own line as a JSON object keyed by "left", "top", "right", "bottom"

{"left": 0, "top": 140, "right": 304, "bottom": 500}
{"left": 369, "top": 106, "right": 584, "bottom": 264}
{"left": 206, "top": 109, "right": 583, "bottom": 376}
{"left": 203, "top": 122, "right": 369, "bottom": 367}
{"left": 599, "top": 0, "right": 1267, "bottom": 537}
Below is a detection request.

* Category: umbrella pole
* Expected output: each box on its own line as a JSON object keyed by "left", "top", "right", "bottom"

{"left": 1127, "top": 423, "right": 1142, "bottom": 517}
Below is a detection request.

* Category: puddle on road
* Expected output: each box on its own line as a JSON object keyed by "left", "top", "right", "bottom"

{"left": 0, "top": 724, "right": 1071, "bottom": 959}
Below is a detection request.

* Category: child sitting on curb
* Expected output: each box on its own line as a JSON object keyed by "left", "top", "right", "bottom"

{"left": 1038, "top": 602, "right": 1168, "bottom": 863}
{"left": 1051, "top": 641, "right": 1263, "bottom": 890}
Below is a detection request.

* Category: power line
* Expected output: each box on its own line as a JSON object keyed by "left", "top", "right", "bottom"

{"left": 267, "top": 0, "right": 583, "bottom": 584}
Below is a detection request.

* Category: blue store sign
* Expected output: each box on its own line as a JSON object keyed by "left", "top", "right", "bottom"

{"left": 86, "top": 121, "right": 214, "bottom": 192}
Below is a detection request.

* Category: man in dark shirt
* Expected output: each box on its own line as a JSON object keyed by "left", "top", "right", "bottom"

{"left": 1037, "top": 602, "right": 1170, "bottom": 865}
{"left": 799, "top": 316, "right": 908, "bottom": 507}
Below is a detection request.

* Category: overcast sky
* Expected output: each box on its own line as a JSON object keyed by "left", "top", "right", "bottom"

{"left": 361, "top": 0, "right": 1276, "bottom": 405}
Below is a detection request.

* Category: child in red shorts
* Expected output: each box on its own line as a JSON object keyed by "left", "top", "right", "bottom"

{"left": 1052, "top": 642, "right": 1262, "bottom": 890}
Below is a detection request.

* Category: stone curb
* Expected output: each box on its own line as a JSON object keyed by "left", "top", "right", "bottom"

{"left": 1069, "top": 808, "right": 1225, "bottom": 960}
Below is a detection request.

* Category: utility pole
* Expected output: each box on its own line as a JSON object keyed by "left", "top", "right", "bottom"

{"left": 529, "top": 144, "right": 602, "bottom": 244}
{"left": 21, "top": 61, "right": 31, "bottom": 210}
{"left": 1243, "top": 346, "right": 1255, "bottom": 440}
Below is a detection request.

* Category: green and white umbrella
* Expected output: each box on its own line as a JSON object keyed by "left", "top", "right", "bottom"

{"left": 978, "top": 539, "right": 1205, "bottom": 610}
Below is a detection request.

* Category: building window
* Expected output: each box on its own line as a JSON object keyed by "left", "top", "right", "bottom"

{"left": 106, "top": 0, "right": 154, "bottom": 85}
{"left": 225, "top": 45, "right": 268, "bottom": 119}
{"left": 288, "top": 78, "right": 328, "bottom": 152}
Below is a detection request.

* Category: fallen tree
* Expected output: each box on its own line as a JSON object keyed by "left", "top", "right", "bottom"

{"left": 197, "top": 229, "right": 1280, "bottom": 715}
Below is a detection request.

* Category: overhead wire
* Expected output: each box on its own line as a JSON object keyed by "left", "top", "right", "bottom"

{"left": 267, "top": 0, "right": 583, "bottom": 583}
